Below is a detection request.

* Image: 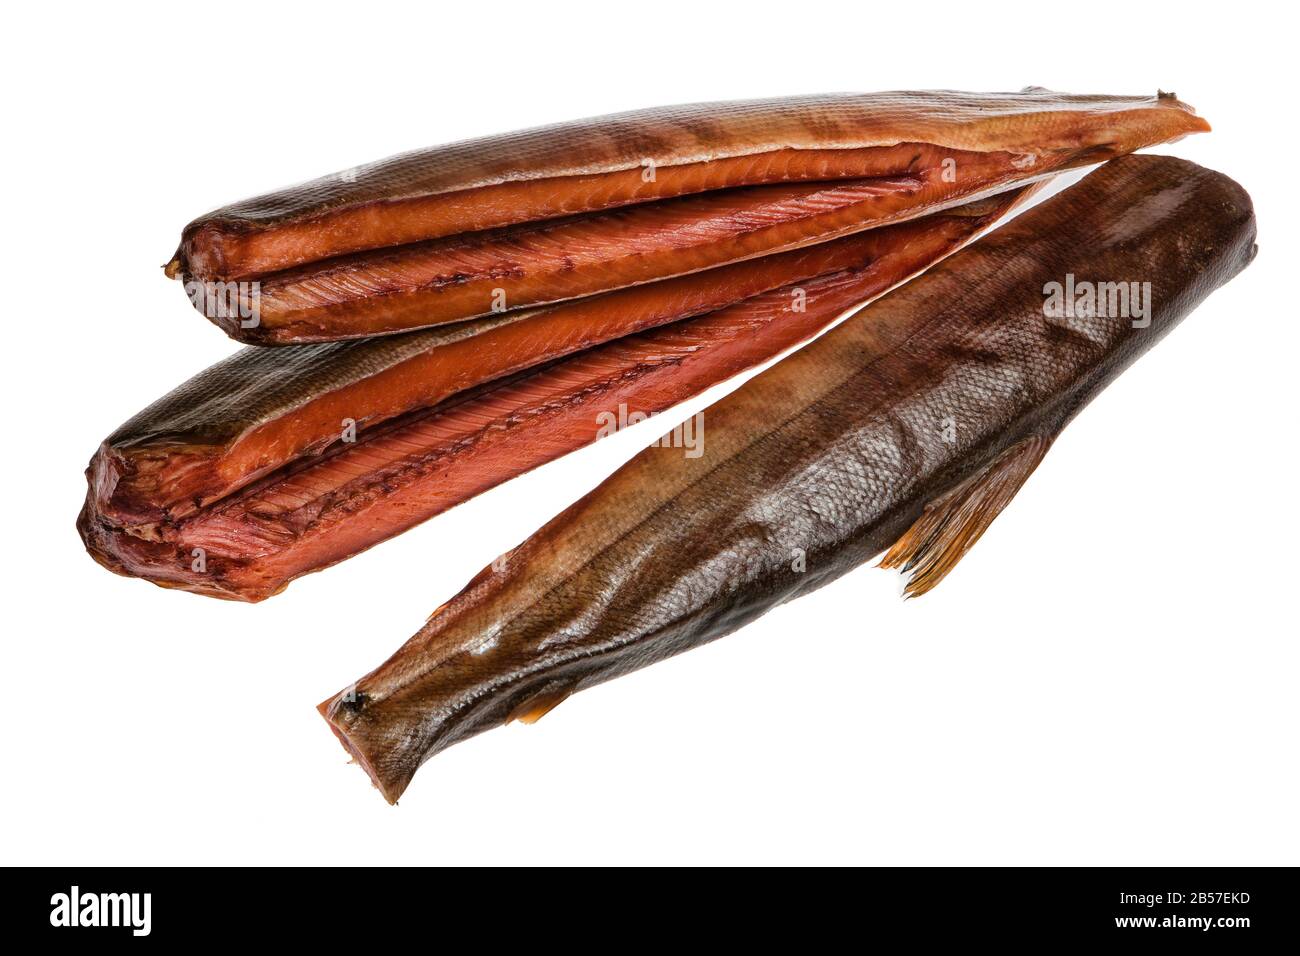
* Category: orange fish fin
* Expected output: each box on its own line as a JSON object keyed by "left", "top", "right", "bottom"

{"left": 508, "top": 685, "right": 576, "bottom": 725}
{"left": 879, "top": 434, "right": 1052, "bottom": 598}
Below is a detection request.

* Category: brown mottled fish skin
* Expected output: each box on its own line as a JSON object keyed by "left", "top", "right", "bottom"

{"left": 319, "top": 156, "right": 1255, "bottom": 803}
{"left": 170, "top": 89, "right": 1208, "bottom": 283}
{"left": 80, "top": 191, "right": 1030, "bottom": 601}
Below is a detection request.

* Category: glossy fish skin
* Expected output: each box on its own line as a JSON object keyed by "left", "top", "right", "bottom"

{"left": 171, "top": 89, "right": 1207, "bottom": 283}
{"left": 319, "top": 156, "right": 1256, "bottom": 804}
{"left": 79, "top": 192, "right": 1029, "bottom": 601}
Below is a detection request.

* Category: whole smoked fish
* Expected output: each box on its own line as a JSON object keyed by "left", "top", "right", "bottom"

{"left": 168, "top": 90, "right": 1208, "bottom": 343}
{"left": 81, "top": 192, "right": 1027, "bottom": 600}
{"left": 319, "top": 156, "right": 1256, "bottom": 803}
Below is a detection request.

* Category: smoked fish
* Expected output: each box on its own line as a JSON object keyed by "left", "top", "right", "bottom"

{"left": 80, "top": 192, "right": 1029, "bottom": 601}
{"left": 318, "top": 155, "right": 1256, "bottom": 803}
{"left": 167, "top": 90, "right": 1208, "bottom": 343}
{"left": 90, "top": 192, "right": 1028, "bottom": 533}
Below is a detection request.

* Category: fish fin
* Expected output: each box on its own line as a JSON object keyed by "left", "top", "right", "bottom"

{"left": 508, "top": 685, "right": 575, "bottom": 725}
{"left": 879, "top": 434, "right": 1052, "bottom": 598}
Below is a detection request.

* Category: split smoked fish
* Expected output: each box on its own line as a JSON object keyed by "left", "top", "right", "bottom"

{"left": 82, "top": 191, "right": 1026, "bottom": 599}
{"left": 167, "top": 90, "right": 1207, "bottom": 343}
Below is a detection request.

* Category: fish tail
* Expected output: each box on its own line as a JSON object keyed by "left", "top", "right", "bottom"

{"left": 880, "top": 434, "right": 1052, "bottom": 597}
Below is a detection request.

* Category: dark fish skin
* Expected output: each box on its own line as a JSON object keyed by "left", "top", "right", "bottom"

{"left": 319, "top": 155, "right": 1256, "bottom": 803}
{"left": 169, "top": 90, "right": 1208, "bottom": 283}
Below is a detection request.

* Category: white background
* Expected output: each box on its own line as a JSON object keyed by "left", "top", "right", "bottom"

{"left": 3, "top": 1, "right": 1294, "bottom": 866}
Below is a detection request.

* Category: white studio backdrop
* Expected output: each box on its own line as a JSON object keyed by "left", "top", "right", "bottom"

{"left": 1, "top": 1, "right": 1294, "bottom": 865}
